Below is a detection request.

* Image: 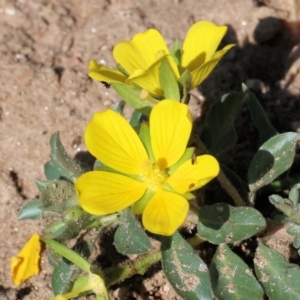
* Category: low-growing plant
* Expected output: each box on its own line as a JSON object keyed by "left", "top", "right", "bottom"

{"left": 12, "top": 20, "right": 300, "bottom": 300}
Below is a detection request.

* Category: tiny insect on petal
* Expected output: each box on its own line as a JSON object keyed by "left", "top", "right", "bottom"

{"left": 10, "top": 233, "right": 41, "bottom": 286}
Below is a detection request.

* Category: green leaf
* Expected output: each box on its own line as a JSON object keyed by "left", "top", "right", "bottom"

{"left": 248, "top": 132, "right": 300, "bottom": 201}
{"left": 289, "top": 183, "right": 300, "bottom": 206}
{"left": 42, "top": 238, "right": 91, "bottom": 272}
{"left": 112, "top": 83, "right": 158, "bottom": 116}
{"left": 18, "top": 199, "right": 42, "bottom": 220}
{"left": 200, "top": 92, "right": 246, "bottom": 155}
{"left": 114, "top": 208, "right": 151, "bottom": 255}
{"left": 52, "top": 258, "right": 80, "bottom": 295}
{"left": 39, "top": 180, "right": 77, "bottom": 212}
{"left": 161, "top": 232, "right": 213, "bottom": 300}
{"left": 269, "top": 194, "right": 293, "bottom": 216}
{"left": 170, "top": 39, "right": 181, "bottom": 66}
{"left": 111, "top": 100, "right": 125, "bottom": 114}
{"left": 254, "top": 242, "right": 300, "bottom": 300}
{"left": 129, "top": 110, "right": 147, "bottom": 127}
{"left": 243, "top": 83, "right": 278, "bottom": 143}
{"left": 44, "top": 220, "right": 67, "bottom": 239}
{"left": 159, "top": 58, "right": 180, "bottom": 100}
{"left": 210, "top": 244, "right": 264, "bottom": 300}
{"left": 178, "top": 69, "right": 192, "bottom": 104}
{"left": 44, "top": 160, "right": 71, "bottom": 181}
{"left": 45, "top": 132, "right": 85, "bottom": 181}
{"left": 197, "top": 203, "right": 266, "bottom": 244}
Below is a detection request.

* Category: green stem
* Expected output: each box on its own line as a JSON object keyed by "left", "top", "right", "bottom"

{"left": 189, "top": 202, "right": 200, "bottom": 216}
{"left": 217, "top": 169, "right": 246, "bottom": 206}
{"left": 103, "top": 233, "right": 206, "bottom": 287}
{"left": 104, "top": 251, "right": 162, "bottom": 287}
{"left": 186, "top": 234, "right": 206, "bottom": 247}
{"left": 197, "top": 139, "right": 246, "bottom": 207}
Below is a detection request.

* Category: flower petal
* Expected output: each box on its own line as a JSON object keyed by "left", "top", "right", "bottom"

{"left": 127, "top": 60, "right": 163, "bottom": 96}
{"left": 85, "top": 109, "right": 148, "bottom": 175}
{"left": 88, "top": 60, "right": 127, "bottom": 84}
{"left": 76, "top": 171, "right": 147, "bottom": 215}
{"left": 181, "top": 20, "right": 228, "bottom": 72}
{"left": 10, "top": 234, "right": 41, "bottom": 286}
{"left": 190, "top": 44, "right": 235, "bottom": 88}
{"left": 113, "top": 29, "right": 169, "bottom": 74}
{"left": 142, "top": 189, "right": 189, "bottom": 236}
{"left": 150, "top": 100, "right": 192, "bottom": 169}
{"left": 168, "top": 154, "right": 220, "bottom": 194}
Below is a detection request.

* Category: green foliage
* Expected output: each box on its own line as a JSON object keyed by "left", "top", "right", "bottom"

{"left": 197, "top": 203, "right": 266, "bottom": 244}
{"left": 112, "top": 82, "right": 158, "bottom": 116}
{"left": 170, "top": 39, "right": 181, "bottom": 66}
{"left": 270, "top": 183, "right": 300, "bottom": 249}
{"left": 39, "top": 179, "right": 77, "bottom": 212}
{"left": 24, "top": 41, "right": 300, "bottom": 300}
{"left": 18, "top": 199, "right": 42, "bottom": 220}
{"left": 242, "top": 83, "right": 278, "bottom": 143}
{"left": 161, "top": 232, "right": 213, "bottom": 300}
{"left": 178, "top": 69, "right": 192, "bottom": 103}
{"left": 210, "top": 244, "right": 264, "bottom": 300}
{"left": 52, "top": 258, "right": 80, "bottom": 295}
{"left": 44, "top": 132, "right": 86, "bottom": 181}
{"left": 254, "top": 242, "right": 300, "bottom": 300}
{"left": 248, "top": 132, "right": 300, "bottom": 202}
{"left": 42, "top": 238, "right": 91, "bottom": 273}
{"left": 200, "top": 92, "right": 246, "bottom": 155}
{"left": 114, "top": 208, "right": 151, "bottom": 255}
{"left": 159, "top": 58, "right": 180, "bottom": 100}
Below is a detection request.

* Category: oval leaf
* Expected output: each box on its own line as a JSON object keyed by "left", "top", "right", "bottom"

{"left": 254, "top": 242, "right": 300, "bottom": 300}
{"left": 200, "top": 92, "right": 246, "bottom": 155}
{"left": 52, "top": 258, "right": 80, "bottom": 295}
{"left": 248, "top": 132, "right": 300, "bottom": 201}
{"left": 114, "top": 208, "right": 151, "bottom": 255}
{"left": 18, "top": 200, "right": 42, "bottom": 220}
{"left": 243, "top": 83, "right": 278, "bottom": 143}
{"left": 210, "top": 244, "right": 264, "bottom": 300}
{"left": 45, "top": 132, "right": 85, "bottom": 181}
{"left": 197, "top": 203, "right": 266, "bottom": 244}
{"left": 161, "top": 232, "right": 213, "bottom": 300}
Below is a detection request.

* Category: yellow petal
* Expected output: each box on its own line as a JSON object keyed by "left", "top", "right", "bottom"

{"left": 168, "top": 155, "right": 220, "bottom": 194}
{"left": 181, "top": 20, "right": 228, "bottom": 72}
{"left": 127, "top": 59, "right": 163, "bottom": 96}
{"left": 128, "top": 54, "right": 180, "bottom": 97}
{"left": 10, "top": 233, "right": 41, "bottom": 286}
{"left": 150, "top": 100, "right": 192, "bottom": 169}
{"left": 85, "top": 109, "right": 148, "bottom": 175}
{"left": 113, "top": 29, "right": 169, "bottom": 74}
{"left": 88, "top": 60, "right": 127, "bottom": 84}
{"left": 76, "top": 171, "right": 147, "bottom": 215}
{"left": 142, "top": 189, "right": 189, "bottom": 236}
{"left": 189, "top": 44, "right": 235, "bottom": 88}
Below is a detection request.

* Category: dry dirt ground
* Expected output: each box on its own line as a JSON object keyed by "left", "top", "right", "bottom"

{"left": 1, "top": 0, "right": 300, "bottom": 299}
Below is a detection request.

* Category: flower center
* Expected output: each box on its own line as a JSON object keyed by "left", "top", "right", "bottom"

{"left": 140, "top": 160, "right": 168, "bottom": 190}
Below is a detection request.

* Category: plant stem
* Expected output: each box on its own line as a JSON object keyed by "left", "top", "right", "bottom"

{"left": 197, "top": 139, "right": 246, "bottom": 207}
{"left": 103, "top": 233, "right": 206, "bottom": 287}
{"left": 217, "top": 169, "right": 246, "bottom": 206}
{"left": 104, "top": 251, "right": 162, "bottom": 287}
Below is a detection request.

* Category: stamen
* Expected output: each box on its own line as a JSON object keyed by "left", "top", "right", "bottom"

{"left": 140, "top": 160, "right": 168, "bottom": 190}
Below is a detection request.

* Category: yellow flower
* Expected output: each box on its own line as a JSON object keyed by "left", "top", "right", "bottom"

{"left": 89, "top": 20, "right": 234, "bottom": 98}
{"left": 10, "top": 233, "right": 41, "bottom": 286}
{"left": 76, "top": 100, "right": 219, "bottom": 236}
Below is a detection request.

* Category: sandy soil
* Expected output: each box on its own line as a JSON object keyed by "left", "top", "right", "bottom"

{"left": 1, "top": 0, "right": 300, "bottom": 299}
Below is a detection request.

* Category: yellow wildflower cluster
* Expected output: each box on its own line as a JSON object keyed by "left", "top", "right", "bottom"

{"left": 76, "top": 20, "right": 231, "bottom": 235}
